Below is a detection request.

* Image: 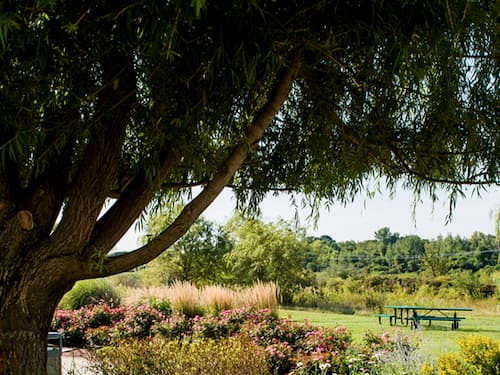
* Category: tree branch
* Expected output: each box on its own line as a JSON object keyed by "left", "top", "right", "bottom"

{"left": 95, "top": 56, "right": 301, "bottom": 277}
{"left": 49, "top": 51, "right": 137, "bottom": 254}
{"left": 84, "top": 148, "right": 180, "bottom": 258}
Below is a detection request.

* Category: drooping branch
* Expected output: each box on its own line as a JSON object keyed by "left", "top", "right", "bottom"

{"left": 96, "top": 56, "right": 301, "bottom": 277}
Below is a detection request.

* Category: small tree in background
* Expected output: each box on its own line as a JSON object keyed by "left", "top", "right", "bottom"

{"left": 225, "top": 216, "right": 315, "bottom": 303}
{"left": 141, "top": 216, "right": 232, "bottom": 286}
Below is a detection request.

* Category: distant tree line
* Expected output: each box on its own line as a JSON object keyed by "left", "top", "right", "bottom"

{"left": 306, "top": 227, "right": 498, "bottom": 277}
{"left": 138, "top": 213, "right": 499, "bottom": 302}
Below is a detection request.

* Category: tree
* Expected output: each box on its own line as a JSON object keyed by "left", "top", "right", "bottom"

{"left": 140, "top": 216, "right": 232, "bottom": 285}
{"left": 421, "top": 238, "right": 452, "bottom": 277}
{"left": 0, "top": 1, "right": 498, "bottom": 372}
{"left": 385, "top": 235, "right": 425, "bottom": 273}
{"left": 224, "top": 216, "right": 314, "bottom": 303}
{"left": 374, "top": 227, "right": 400, "bottom": 256}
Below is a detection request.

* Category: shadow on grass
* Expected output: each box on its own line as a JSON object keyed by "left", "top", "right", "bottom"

{"left": 417, "top": 325, "right": 500, "bottom": 334}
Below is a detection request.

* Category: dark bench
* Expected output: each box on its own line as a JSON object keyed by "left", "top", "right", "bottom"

{"left": 374, "top": 313, "right": 394, "bottom": 325}
{"left": 411, "top": 315, "right": 465, "bottom": 330}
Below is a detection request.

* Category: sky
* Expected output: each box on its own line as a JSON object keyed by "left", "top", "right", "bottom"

{"left": 116, "top": 184, "right": 499, "bottom": 251}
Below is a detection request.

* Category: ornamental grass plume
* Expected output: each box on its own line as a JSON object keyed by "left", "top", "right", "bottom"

{"left": 121, "top": 285, "right": 170, "bottom": 306}
{"left": 201, "top": 285, "right": 237, "bottom": 315}
{"left": 167, "top": 280, "right": 203, "bottom": 317}
{"left": 241, "top": 281, "right": 279, "bottom": 312}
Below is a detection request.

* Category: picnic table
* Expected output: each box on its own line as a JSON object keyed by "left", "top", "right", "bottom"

{"left": 375, "top": 305, "right": 472, "bottom": 330}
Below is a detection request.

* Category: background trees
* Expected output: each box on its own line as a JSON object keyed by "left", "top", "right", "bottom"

{"left": 137, "top": 211, "right": 498, "bottom": 303}
{"left": 141, "top": 216, "right": 232, "bottom": 285}
{"left": 224, "top": 216, "right": 315, "bottom": 302}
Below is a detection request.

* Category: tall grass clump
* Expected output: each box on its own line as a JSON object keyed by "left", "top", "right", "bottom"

{"left": 59, "top": 279, "right": 120, "bottom": 309}
{"left": 240, "top": 281, "right": 279, "bottom": 312}
{"left": 201, "top": 285, "right": 236, "bottom": 314}
{"left": 121, "top": 281, "right": 280, "bottom": 315}
{"left": 122, "top": 285, "right": 171, "bottom": 306}
{"left": 167, "top": 280, "right": 203, "bottom": 317}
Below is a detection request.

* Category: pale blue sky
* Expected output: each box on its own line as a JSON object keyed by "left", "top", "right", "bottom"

{"left": 116, "top": 185, "right": 499, "bottom": 250}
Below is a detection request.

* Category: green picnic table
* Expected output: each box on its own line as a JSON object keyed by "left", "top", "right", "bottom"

{"left": 376, "top": 305, "right": 472, "bottom": 330}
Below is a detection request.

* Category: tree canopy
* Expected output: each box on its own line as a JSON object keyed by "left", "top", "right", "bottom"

{"left": 0, "top": 0, "right": 498, "bottom": 372}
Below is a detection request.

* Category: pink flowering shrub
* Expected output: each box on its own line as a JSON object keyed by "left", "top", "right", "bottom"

{"left": 51, "top": 303, "right": 125, "bottom": 347}
{"left": 51, "top": 303, "right": 164, "bottom": 347}
{"left": 111, "top": 304, "right": 165, "bottom": 339}
{"left": 151, "top": 312, "right": 193, "bottom": 340}
{"left": 53, "top": 304, "right": 420, "bottom": 374}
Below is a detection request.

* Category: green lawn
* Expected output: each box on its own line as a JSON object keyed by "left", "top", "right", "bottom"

{"left": 280, "top": 307, "right": 500, "bottom": 361}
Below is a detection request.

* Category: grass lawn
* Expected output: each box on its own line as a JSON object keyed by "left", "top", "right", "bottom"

{"left": 280, "top": 307, "right": 500, "bottom": 361}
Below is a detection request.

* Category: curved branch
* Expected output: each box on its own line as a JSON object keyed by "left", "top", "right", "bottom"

{"left": 94, "top": 56, "right": 301, "bottom": 277}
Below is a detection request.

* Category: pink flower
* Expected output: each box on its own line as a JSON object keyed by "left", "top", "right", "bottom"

{"left": 334, "top": 326, "right": 346, "bottom": 334}
{"left": 381, "top": 331, "right": 390, "bottom": 343}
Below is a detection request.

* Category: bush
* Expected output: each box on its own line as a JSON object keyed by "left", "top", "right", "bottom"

{"left": 291, "top": 287, "right": 324, "bottom": 308}
{"left": 433, "top": 335, "right": 500, "bottom": 375}
{"left": 59, "top": 279, "right": 120, "bottom": 309}
{"left": 457, "top": 335, "right": 500, "bottom": 375}
{"left": 110, "top": 272, "right": 143, "bottom": 288}
{"left": 89, "top": 336, "right": 269, "bottom": 375}
{"left": 56, "top": 304, "right": 425, "bottom": 374}
{"left": 51, "top": 303, "right": 125, "bottom": 347}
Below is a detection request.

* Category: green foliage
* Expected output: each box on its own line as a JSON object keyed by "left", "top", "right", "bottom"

{"left": 59, "top": 279, "right": 120, "bottom": 310}
{"left": 1, "top": 1, "right": 498, "bottom": 369}
{"left": 434, "top": 335, "right": 500, "bottom": 375}
{"left": 90, "top": 336, "right": 269, "bottom": 375}
{"left": 0, "top": 12, "right": 20, "bottom": 49}
{"left": 457, "top": 335, "right": 500, "bottom": 375}
{"left": 140, "top": 216, "right": 232, "bottom": 286}
{"left": 225, "top": 215, "right": 315, "bottom": 303}
{"left": 323, "top": 228, "right": 498, "bottom": 277}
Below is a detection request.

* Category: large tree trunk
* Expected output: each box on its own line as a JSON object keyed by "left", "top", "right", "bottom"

{"left": 0, "top": 262, "right": 70, "bottom": 375}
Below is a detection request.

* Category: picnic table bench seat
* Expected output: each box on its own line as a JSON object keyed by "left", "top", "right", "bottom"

{"left": 410, "top": 315, "right": 466, "bottom": 330}
{"left": 374, "top": 313, "right": 394, "bottom": 325}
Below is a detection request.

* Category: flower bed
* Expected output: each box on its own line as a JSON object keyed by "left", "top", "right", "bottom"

{"left": 52, "top": 304, "right": 419, "bottom": 374}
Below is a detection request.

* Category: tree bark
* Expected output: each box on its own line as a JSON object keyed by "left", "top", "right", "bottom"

{"left": 0, "top": 270, "right": 68, "bottom": 375}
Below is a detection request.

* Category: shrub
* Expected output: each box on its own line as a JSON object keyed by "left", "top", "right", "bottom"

{"left": 51, "top": 303, "right": 125, "bottom": 347}
{"left": 363, "top": 329, "right": 424, "bottom": 374}
{"left": 433, "top": 335, "right": 500, "bottom": 375}
{"left": 436, "top": 352, "right": 473, "bottom": 375}
{"left": 457, "top": 335, "right": 500, "bottom": 375}
{"left": 291, "top": 287, "right": 324, "bottom": 308}
{"left": 110, "top": 304, "right": 165, "bottom": 340}
{"left": 110, "top": 272, "right": 143, "bottom": 288}
{"left": 88, "top": 336, "right": 270, "bottom": 375}
{"left": 59, "top": 279, "right": 120, "bottom": 309}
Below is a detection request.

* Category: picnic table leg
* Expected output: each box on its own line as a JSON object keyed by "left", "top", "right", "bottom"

{"left": 412, "top": 310, "right": 419, "bottom": 329}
